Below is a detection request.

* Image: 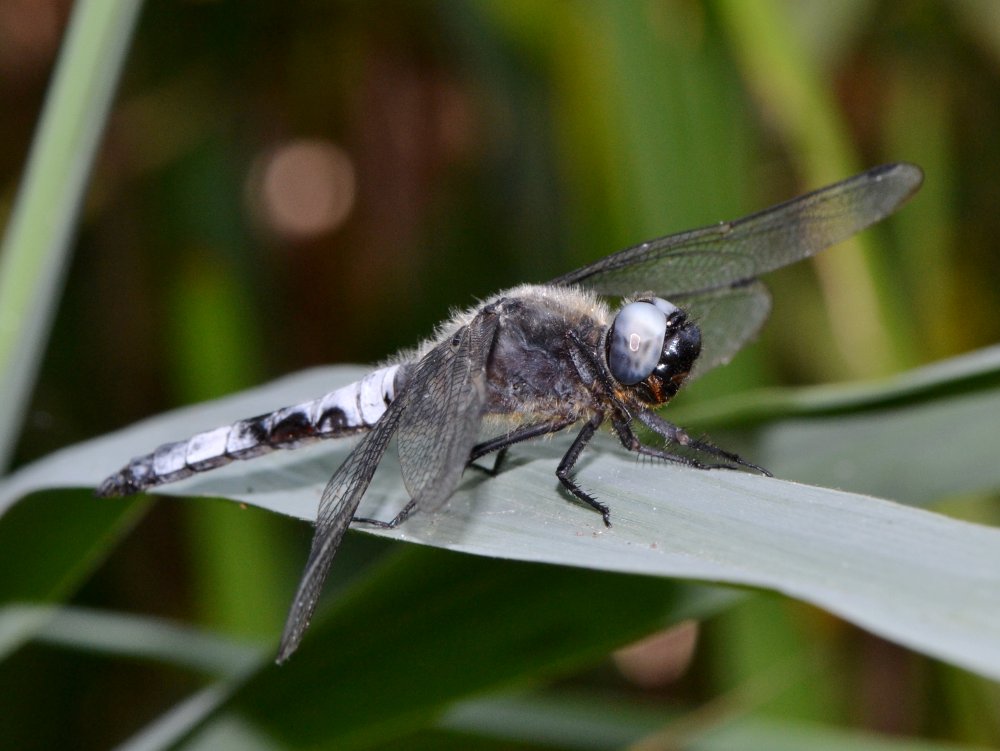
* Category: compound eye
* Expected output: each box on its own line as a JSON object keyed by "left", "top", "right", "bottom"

{"left": 650, "top": 297, "right": 679, "bottom": 318}
{"left": 607, "top": 301, "right": 667, "bottom": 385}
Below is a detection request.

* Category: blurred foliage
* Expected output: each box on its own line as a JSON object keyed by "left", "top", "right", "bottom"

{"left": 1, "top": 0, "right": 999, "bottom": 749}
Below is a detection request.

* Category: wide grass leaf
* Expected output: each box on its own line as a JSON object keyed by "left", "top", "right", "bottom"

{"left": 1, "top": 361, "right": 999, "bottom": 684}
{"left": 678, "top": 344, "right": 1000, "bottom": 505}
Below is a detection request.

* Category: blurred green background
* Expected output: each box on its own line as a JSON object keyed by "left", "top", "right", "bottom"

{"left": 1, "top": 1, "right": 999, "bottom": 748}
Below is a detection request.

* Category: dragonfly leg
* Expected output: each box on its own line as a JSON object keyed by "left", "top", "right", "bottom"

{"left": 556, "top": 413, "right": 611, "bottom": 527}
{"left": 468, "top": 447, "right": 508, "bottom": 476}
{"left": 467, "top": 417, "right": 578, "bottom": 475}
{"left": 566, "top": 330, "right": 618, "bottom": 394}
{"left": 628, "top": 410, "right": 771, "bottom": 475}
{"left": 352, "top": 499, "right": 417, "bottom": 529}
{"left": 611, "top": 416, "right": 721, "bottom": 470}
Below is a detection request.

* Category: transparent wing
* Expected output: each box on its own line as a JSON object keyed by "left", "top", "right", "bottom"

{"left": 675, "top": 281, "right": 772, "bottom": 381}
{"left": 397, "top": 310, "right": 499, "bottom": 512}
{"left": 277, "top": 397, "right": 405, "bottom": 663}
{"left": 277, "top": 310, "right": 501, "bottom": 661}
{"left": 551, "top": 163, "right": 923, "bottom": 297}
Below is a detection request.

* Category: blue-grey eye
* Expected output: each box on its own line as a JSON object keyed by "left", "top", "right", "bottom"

{"left": 650, "top": 297, "right": 679, "bottom": 318}
{"left": 607, "top": 301, "right": 667, "bottom": 385}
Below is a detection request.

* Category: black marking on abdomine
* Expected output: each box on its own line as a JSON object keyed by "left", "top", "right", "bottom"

{"left": 269, "top": 408, "right": 315, "bottom": 445}
{"left": 317, "top": 406, "right": 350, "bottom": 434}
{"left": 235, "top": 415, "right": 270, "bottom": 445}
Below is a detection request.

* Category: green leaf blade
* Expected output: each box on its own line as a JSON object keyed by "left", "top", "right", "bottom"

{"left": 2, "top": 361, "right": 999, "bottom": 685}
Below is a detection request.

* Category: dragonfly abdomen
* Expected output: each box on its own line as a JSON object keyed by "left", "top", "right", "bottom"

{"left": 96, "top": 364, "right": 403, "bottom": 497}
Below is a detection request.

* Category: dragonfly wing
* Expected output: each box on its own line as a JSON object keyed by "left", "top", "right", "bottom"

{"left": 551, "top": 163, "right": 923, "bottom": 298}
{"left": 277, "top": 396, "right": 405, "bottom": 663}
{"left": 277, "top": 308, "right": 500, "bottom": 661}
{"left": 397, "top": 309, "right": 500, "bottom": 512}
{"left": 675, "top": 281, "right": 772, "bottom": 381}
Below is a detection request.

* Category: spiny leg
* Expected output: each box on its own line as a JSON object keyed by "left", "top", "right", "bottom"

{"left": 352, "top": 499, "right": 417, "bottom": 529}
{"left": 556, "top": 413, "right": 612, "bottom": 527}
{"left": 468, "top": 447, "right": 508, "bottom": 477}
{"left": 468, "top": 417, "right": 577, "bottom": 476}
{"left": 632, "top": 410, "right": 771, "bottom": 476}
{"left": 610, "top": 416, "right": 722, "bottom": 470}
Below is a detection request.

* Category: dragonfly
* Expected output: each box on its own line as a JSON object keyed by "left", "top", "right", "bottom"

{"left": 97, "top": 162, "right": 923, "bottom": 662}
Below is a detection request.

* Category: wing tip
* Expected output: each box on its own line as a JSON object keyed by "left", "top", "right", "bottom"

{"left": 873, "top": 162, "right": 925, "bottom": 201}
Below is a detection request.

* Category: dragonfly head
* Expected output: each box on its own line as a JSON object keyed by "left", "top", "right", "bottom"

{"left": 606, "top": 297, "right": 701, "bottom": 404}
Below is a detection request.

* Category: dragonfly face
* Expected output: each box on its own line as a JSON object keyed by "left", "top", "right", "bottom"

{"left": 605, "top": 297, "right": 701, "bottom": 405}
{"left": 96, "top": 163, "right": 924, "bottom": 662}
